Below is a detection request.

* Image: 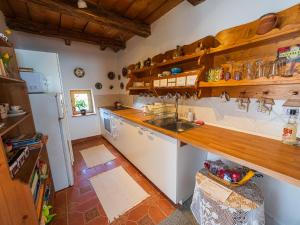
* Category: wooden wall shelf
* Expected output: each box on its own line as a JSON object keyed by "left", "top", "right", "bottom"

{"left": 14, "top": 148, "right": 41, "bottom": 183}
{"left": 0, "top": 113, "right": 32, "bottom": 136}
{"left": 155, "top": 50, "right": 205, "bottom": 68}
{"left": 126, "top": 4, "right": 300, "bottom": 99}
{"left": 200, "top": 76, "right": 300, "bottom": 87}
{"left": 129, "top": 87, "right": 151, "bottom": 90}
{"left": 0, "top": 76, "right": 25, "bottom": 83}
{"left": 130, "top": 67, "right": 152, "bottom": 74}
{"left": 154, "top": 86, "right": 197, "bottom": 90}
{"left": 208, "top": 25, "right": 300, "bottom": 55}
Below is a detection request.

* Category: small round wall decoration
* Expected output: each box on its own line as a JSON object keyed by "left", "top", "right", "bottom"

{"left": 120, "top": 82, "right": 124, "bottom": 89}
{"left": 108, "top": 71, "right": 115, "bottom": 80}
{"left": 122, "top": 67, "right": 128, "bottom": 77}
{"left": 95, "top": 82, "right": 102, "bottom": 90}
{"left": 74, "top": 67, "right": 85, "bottom": 78}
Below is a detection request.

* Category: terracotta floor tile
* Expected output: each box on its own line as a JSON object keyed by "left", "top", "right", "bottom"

{"left": 52, "top": 214, "right": 68, "bottom": 225}
{"left": 156, "top": 199, "right": 176, "bottom": 217}
{"left": 84, "top": 207, "right": 100, "bottom": 223}
{"left": 127, "top": 203, "right": 149, "bottom": 222}
{"left": 68, "top": 211, "right": 84, "bottom": 225}
{"left": 86, "top": 216, "right": 108, "bottom": 225}
{"left": 148, "top": 206, "right": 165, "bottom": 224}
{"left": 138, "top": 215, "right": 155, "bottom": 225}
{"left": 52, "top": 136, "right": 175, "bottom": 225}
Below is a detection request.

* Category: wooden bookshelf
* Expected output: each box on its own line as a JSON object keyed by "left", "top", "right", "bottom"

{"left": 0, "top": 39, "right": 12, "bottom": 48}
{"left": 0, "top": 42, "right": 54, "bottom": 225}
{"left": 0, "top": 75, "right": 25, "bottom": 83}
{"left": 14, "top": 148, "right": 41, "bottom": 183}
{"left": 0, "top": 113, "right": 32, "bottom": 136}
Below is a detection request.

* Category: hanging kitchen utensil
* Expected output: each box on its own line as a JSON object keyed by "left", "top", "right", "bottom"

{"left": 108, "top": 72, "right": 115, "bottom": 80}
{"left": 109, "top": 85, "right": 114, "bottom": 89}
{"left": 120, "top": 82, "right": 124, "bottom": 89}
{"left": 256, "top": 97, "right": 275, "bottom": 114}
{"left": 118, "top": 74, "right": 121, "bottom": 80}
{"left": 236, "top": 93, "right": 250, "bottom": 112}
{"left": 220, "top": 91, "right": 230, "bottom": 102}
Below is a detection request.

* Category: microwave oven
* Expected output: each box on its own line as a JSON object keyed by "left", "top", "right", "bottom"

{"left": 20, "top": 72, "right": 48, "bottom": 93}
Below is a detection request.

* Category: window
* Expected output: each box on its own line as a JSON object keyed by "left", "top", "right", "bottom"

{"left": 70, "top": 89, "right": 95, "bottom": 116}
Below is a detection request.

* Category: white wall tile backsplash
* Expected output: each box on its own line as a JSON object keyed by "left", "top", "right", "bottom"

{"left": 133, "top": 96, "right": 299, "bottom": 140}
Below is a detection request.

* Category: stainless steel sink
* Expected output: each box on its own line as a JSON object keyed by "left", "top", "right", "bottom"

{"left": 145, "top": 117, "right": 197, "bottom": 133}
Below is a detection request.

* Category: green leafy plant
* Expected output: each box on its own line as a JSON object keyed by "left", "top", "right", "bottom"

{"left": 75, "top": 99, "right": 87, "bottom": 111}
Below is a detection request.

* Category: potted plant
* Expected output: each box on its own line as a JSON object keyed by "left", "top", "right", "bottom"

{"left": 75, "top": 99, "right": 87, "bottom": 115}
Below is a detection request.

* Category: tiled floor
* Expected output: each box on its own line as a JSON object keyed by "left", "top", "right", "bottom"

{"left": 52, "top": 136, "right": 176, "bottom": 225}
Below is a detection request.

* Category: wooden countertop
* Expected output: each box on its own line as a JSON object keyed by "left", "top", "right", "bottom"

{"left": 102, "top": 107, "right": 300, "bottom": 187}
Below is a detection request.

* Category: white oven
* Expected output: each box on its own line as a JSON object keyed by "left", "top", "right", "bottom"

{"left": 103, "top": 111, "right": 112, "bottom": 135}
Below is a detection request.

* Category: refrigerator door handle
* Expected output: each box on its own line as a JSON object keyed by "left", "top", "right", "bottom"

{"left": 55, "top": 93, "right": 65, "bottom": 120}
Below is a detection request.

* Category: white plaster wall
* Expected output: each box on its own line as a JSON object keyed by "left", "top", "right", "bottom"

{"left": 117, "top": 1, "right": 300, "bottom": 225}
{"left": 0, "top": 12, "right": 120, "bottom": 140}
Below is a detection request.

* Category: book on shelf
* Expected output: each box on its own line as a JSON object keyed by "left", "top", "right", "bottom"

{"left": 31, "top": 169, "right": 39, "bottom": 195}
{"left": 11, "top": 133, "right": 43, "bottom": 149}
{"left": 8, "top": 146, "right": 30, "bottom": 176}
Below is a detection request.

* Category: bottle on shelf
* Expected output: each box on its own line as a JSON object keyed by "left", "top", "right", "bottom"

{"left": 282, "top": 109, "right": 298, "bottom": 145}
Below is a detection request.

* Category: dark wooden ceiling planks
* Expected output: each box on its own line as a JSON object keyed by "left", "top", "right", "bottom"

{"left": 0, "top": 0, "right": 203, "bottom": 51}
{"left": 144, "top": 0, "right": 183, "bottom": 24}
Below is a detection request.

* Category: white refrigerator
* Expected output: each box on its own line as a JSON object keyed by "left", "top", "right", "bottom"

{"left": 29, "top": 93, "right": 74, "bottom": 191}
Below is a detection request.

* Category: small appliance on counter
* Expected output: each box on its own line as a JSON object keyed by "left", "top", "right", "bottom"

{"left": 20, "top": 71, "right": 48, "bottom": 93}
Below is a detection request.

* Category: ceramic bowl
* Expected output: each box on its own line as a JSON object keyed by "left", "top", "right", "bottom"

{"left": 256, "top": 13, "right": 278, "bottom": 35}
{"left": 171, "top": 67, "right": 182, "bottom": 74}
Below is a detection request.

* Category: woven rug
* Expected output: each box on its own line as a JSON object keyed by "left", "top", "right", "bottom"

{"left": 90, "top": 166, "right": 149, "bottom": 222}
{"left": 80, "top": 144, "right": 116, "bottom": 168}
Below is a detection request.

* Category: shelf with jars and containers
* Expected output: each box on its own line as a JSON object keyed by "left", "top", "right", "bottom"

{"left": 126, "top": 4, "right": 300, "bottom": 99}
{"left": 200, "top": 50, "right": 300, "bottom": 88}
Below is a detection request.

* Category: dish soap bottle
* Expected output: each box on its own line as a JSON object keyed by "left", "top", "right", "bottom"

{"left": 187, "top": 108, "right": 194, "bottom": 122}
{"left": 282, "top": 109, "right": 298, "bottom": 145}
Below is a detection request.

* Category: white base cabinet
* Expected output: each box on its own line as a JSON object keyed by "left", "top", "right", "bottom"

{"left": 99, "top": 109, "right": 207, "bottom": 204}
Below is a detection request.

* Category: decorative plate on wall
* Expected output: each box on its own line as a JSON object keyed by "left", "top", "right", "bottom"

{"left": 120, "top": 82, "right": 124, "bottom": 89}
{"left": 108, "top": 72, "right": 115, "bottom": 80}
{"left": 74, "top": 67, "right": 85, "bottom": 78}
{"left": 95, "top": 82, "right": 102, "bottom": 90}
{"left": 122, "top": 67, "right": 128, "bottom": 77}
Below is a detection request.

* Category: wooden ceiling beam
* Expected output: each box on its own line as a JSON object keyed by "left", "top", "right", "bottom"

{"left": 5, "top": 17, "right": 126, "bottom": 51}
{"left": 17, "top": 0, "right": 151, "bottom": 37}
{"left": 187, "top": 0, "right": 206, "bottom": 6}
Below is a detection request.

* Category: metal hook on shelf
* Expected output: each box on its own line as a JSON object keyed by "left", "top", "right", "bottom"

{"left": 290, "top": 90, "right": 299, "bottom": 96}
{"left": 262, "top": 90, "right": 269, "bottom": 95}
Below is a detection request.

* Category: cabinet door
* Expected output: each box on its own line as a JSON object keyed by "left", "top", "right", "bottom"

{"left": 118, "top": 119, "right": 139, "bottom": 160}
{"left": 143, "top": 129, "right": 178, "bottom": 203}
